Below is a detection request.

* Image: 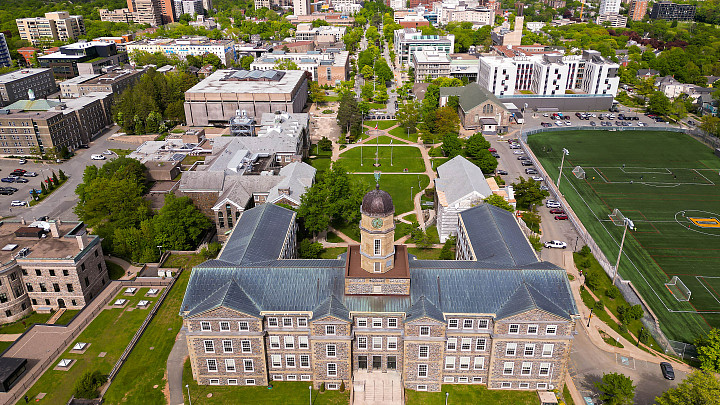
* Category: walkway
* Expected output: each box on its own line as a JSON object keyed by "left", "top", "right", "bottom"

{"left": 166, "top": 329, "right": 188, "bottom": 405}
{"left": 107, "top": 256, "right": 143, "bottom": 280}
{"left": 352, "top": 370, "right": 403, "bottom": 405}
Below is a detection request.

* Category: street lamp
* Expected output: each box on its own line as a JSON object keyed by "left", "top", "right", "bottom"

{"left": 410, "top": 186, "right": 414, "bottom": 203}
{"left": 157, "top": 245, "right": 163, "bottom": 261}
{"left": 186, "top": 384, "right": 192, "bottom": 405}
{"left": 612, "top": 216, "right": 635, "bottom": 285}
{"left": 309, "top": 385, "right": 312, "bottom": 405}
{"left": 520, "top": 102, "right": 528, "bottom": 139}
{"left": 445, "top": 392, "right": 449, "bottom": 405}
{"left": 556, "top": 148, "right": 569, "bottom": 192}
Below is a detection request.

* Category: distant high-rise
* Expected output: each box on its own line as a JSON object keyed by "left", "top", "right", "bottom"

{"left": 0, "top": 34, "right": 11, "bottom": 68}
{"left": 628, "top": 0, "right": 648, "bottom": 21}
{"left": 599, "top": 0, "right": 621, "bottom": 15}
{"left": 293, "top": 0, "right": 311, "bottom": 16}
{"left": 649, "top": 2, "right": 696, "bottom": 21}
{"left": 16, "top": 12, "right": 85, "bottom": 45}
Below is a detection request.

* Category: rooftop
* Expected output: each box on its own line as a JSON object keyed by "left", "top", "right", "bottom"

{"left": 185, "top": 69, "right": 307, "bottom": 95}
{"left": 0, "top": 220, "right": 97, "bottom": 266}
{"left": 0, "top": 68, "right": 52, "bottom": 84}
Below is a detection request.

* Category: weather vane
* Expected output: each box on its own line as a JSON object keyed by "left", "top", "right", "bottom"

{"left": 374, "top": 171, "right": 381, "bottom": 188}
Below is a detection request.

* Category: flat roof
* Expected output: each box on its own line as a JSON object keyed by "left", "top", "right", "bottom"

{"left": 0, "top": 220, "right": 95, "bottom": 264}
{"left": 185, "top": 69, "right": 306, "bottom": 95}
{"left": 345, "top": 245, "right": 410, "bottom": 279}
{"left": 0, "top": 69, "right": 52, "bottom": 84}
{"left": 60, "top": 74, "right": 99, "bottom": 85}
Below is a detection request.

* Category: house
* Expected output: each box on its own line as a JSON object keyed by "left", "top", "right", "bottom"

{"left": 636, "top": 69, "right": 659, "bottom": 79}
{"left": 439, "top": 83, "right": 511, "bottom": 133}
{"left": 180, "top": 186, "right": 579, "bottom": 393}
{"left": 435, "top": 156, "right": 515, "bottom": 242}
{"left": 697, "top": 94, "right": 718, "bottom": 117}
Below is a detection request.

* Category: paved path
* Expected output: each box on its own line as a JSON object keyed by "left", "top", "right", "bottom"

{"left": 107, "top": 256, "right": 143, "bottom": 280}
{"left": 166, "top": 329, "right": 188, "bottom": 405}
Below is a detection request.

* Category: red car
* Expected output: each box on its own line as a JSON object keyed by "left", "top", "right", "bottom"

{"left": 550, "top": 209, "right": 564, "bottom": 214}
{"left": 13, "top": 169, "right": 26, "bottom": 174}
{"left": 554, "top": 215, "right": 569, "bottom": 220}
{"left": 488, "top": 148, "right": 497, "bottom": 152}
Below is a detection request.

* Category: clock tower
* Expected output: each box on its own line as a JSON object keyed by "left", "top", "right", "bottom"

{"left": 359, "top": 183, "right": 396, "bottom": 273}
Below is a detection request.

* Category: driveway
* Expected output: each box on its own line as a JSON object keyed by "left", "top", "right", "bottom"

{"left": 0, "top": 125, "right": 133, "bottom": 221}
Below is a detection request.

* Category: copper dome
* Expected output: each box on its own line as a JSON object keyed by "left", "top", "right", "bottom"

{"left": 361, "top": 186, "right": 394, "bottom": 217}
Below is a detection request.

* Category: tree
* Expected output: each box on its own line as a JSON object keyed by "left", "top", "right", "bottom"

{"left": 472, "top": 150, "right": 498, "bottom": 174}
{"left": 361, "top": 65, "right": 374, "bottom": 79}
{"left": 700, "top": 115, "right": 720, "bottom": 137}
{"left": 484, "top": 195, "right": 514, "bottom": 212}
{"left": 396, "top": 100, "right": 419, "bottom": 133}
{"left": 361, "top": 82, "right": 374, "bottom": 101}
{"left": 696, "top": 328, "right": 720, "bottom": 373}
{"left": 648, "top": 91, "right": 671, "bottom": 116}
{"left": 512, "top": 177, "right": 550, "bottom": 210}
{"left": 656, "top": 370, "right": 720, "bottom": 405}
{"left": 337, "top": 93, "right": 361, "bottom": 134}
{"left": 309, "top": 81, "right": 326, "bottom": 104}
{"left": 152, "top": 194, "right": 211, "bottom": 251}
{"left": 299, "top": 239, "right": 324, "bottom": 258}
{"left": 373, "top": 87, "right": 389, "bottom": 103}
{"left": 312, "top": 19, "right": 329, "bottom": 28}
{"left": 52, "top": 171, "right": 59, "bottom": 185}
{"left": 439, "top": 236, "right": 456, "bottom": 260}
{"left": 435, "top": 106, "right": 461, "bottom": 136}
{"left": 595, "top": 373, "right": 636, "bottom": 405}
{"left": 318, "top": 137, "right": 333, "bottom": 151}
{"left": 73, "top": 370, "right": 104, "bottom": 399}
{"left": 441, "top": 133, "right": 463, "bottom": 158}
{"left": 374, "top": 59, "right": 393, "bottom": 83}
{"left": 239, "top": 55, "right": 254, "bottom": 70}
{"left": 274, "top": 59, "right": 299, "bottom": 70}
{"left": 465, "top": 133, "right": 491, "bottom": 158}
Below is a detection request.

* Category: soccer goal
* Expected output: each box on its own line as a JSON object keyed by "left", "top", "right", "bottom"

{"left": 665, "top": 276, "right": 691, "bottom": 302}
{"left": 572, "top": 166, "right": 585, "bottom": 179}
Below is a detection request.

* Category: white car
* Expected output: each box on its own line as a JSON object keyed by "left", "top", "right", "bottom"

{"left": 102, "top": 150, "right": 113, "bottom": 155}
{"left": 513, "top": 150, "right": 524, "bottom": 155}
{"left": 565, "top": 121, "right": 572, "bottom": 126}
{"left": 543, "top": 113, "right": 549, "bottom": 117}
{"left": 544, "top": 240, "right": 568, "bottom": 249}
{"left": 554, "top": 121, "right": 563, "bottom": 126}
{"left": 546, "top": 200, "right": 561, "bottom": 208}
{"left": 10, "top": 201, "right": 26, "bottom": 207}
{"left": 532, "top": 176, "right": 544, "bottom": 182}
{"left": 91, "top": 154, "right": 106, "bottom": 160}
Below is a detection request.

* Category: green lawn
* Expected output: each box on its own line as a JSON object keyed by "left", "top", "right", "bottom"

{"left": 109, "top": 149, "right": 132, "bottom": 157}
{"left": 103, "top": 272, "right": 189, "bottom": 405}
{"left": 353, "top": 174, "right": 430, "bottom": 215}
{"left": 366, "top": 135, "right": 408, "bottom": 144}
{"left": 404, "top": 214, "right": 417, "bottom": 223}
{"left": 407, "top": 247, "right": 442, "bottom": 259}
{"left": 18, "top": 288, "right": 158, "bottom": 405}
{"left": 363, "top": 120, "right": 397, "bottom": 130}
{"left": 528, "top": 130, "right": 720, "bottom": 343}
{"left": 182, "top": 358, "right": 350, "bottom": 404}
{"left": 333, "top": 220, "right": 360, "bottom": 243}
{"left": 388, "top": 126, "right": 418, "bottom": 142}
{"left": 395, "top": 222, "right": 415, "bottom": 240}
{"left": 0, "top": 341, "right": 13, "bottom": 354}
{"left": 54, "top": 310, "right": 80, "bottom": 326}
{"left": 320, "top": 247, "right": 347, "bottom": 259}
{"left": 405, "top": 385, "right": 538, "bottom": 404}
{"left": 162, "top": 253, "right": 206, "bottom": 269}
{"left": 308, "top": 156, "right": 333, "bottom": 172}
{"left": 106, "top": 260, "right": 125, "bottom": 280}
{"left": 0, "top": 312, "right": 53, "bottom": 334}
{"left": 426, "top": 225, "right": 439, "bottom": 244}
{"left": 326, "top": 232, "right": 344, "bottom": 243}
{"left": 338, "top": 146, "right": 425, "bottom": 173}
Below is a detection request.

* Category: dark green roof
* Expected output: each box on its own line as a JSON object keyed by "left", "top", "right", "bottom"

{"left": 439, "top": 83, "right": 508, "bottom": 113}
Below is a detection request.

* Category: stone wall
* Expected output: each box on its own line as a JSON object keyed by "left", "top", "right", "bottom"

{"left": 344, "top": 278, "right": 410, "bottom": 295}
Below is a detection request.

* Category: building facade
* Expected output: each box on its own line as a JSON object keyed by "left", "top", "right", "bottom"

{"left": 413, "top": 51, "right": 451, "bottom": 83}
{"left": 649, "top": 2, "right": 696, "bottom": 21}
{"left": 293, "top": 0, "right": 311, "bottom": 15}
{"left": 58, "top": 68, "right": 146, "bottom": 98}
{"left": 16, "top": 12, "right": 85, "bottom": 45}
{"left": 0, "top": 220, "right": 109, "bottom": 324}
{"left": 126, "top": 37, "right": 236, "bottom": 66}
{"left": 0, "top": 34, "right": 11, "bottom": 68}
{"left": 99, "top": 8, "right": 136, "bottom": 23}
{"left": 180, "top": 188, "right": 578, "bottom": 393}
{"left": 596, "top": 13, "right": 628, "bottom": 27}
{"left": 0, "top": 69, "right": 57, "bottom": 108}
{"left": 250, "top": 50, "right": 349, "bottom": 86}
{"left": 598, "top": 0, "right": 621, "bottom": 16}
{"left": 394, "top": 28, "right": 455, "bottom": 66}
{"left": 439, "top": 83, "right": 511, "bottom": 131}
{"left": 38, "top": 42, "right": 129, "bottom": 79}
{"left": 628, "top": 0, "right": 648, "bottom": 21}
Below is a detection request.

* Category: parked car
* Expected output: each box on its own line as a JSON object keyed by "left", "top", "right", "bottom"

{"left": 15, "top": 178, "right": 28, "bottom": 183}
{"left": 91, "top": 154, "right": 106, "bottom": 160}
{"left": 513, "top": 150, "right": 524, "bottom": 155}
{"left": 540, "top": 185, "right": 549, "bottom": 191}
{"left": 497, "top": 170, "right": 508, "bottom": 175}
{"left": 525, "top": 168, "right": 538, "bottom": 174}
{"left": 18, "top": 159, "right": 27, "bottom": 165}
{"left": 546, "top": 200, "right": 561, "bottom": 208}
{"left": 10, "top": 201, "right": 26, "bottom": 207}
{"left": 1, "top": 177, "right": 16, "bottom": 183}
{"left": 0, "top": 189, "right": 13, "bottom": 195}
{"left": 590, "top": 121, "right": 597, "bottom": 126}
{"left": 491, "top": 152, "right": 500, "bottom": 158}
{"left": 521, "top": 161, "right": 534, "bottom": 166}
{"left": 531, "top": 176, "right": 544, "bottom": 182}
{"left": 103, "top": 150, "right": 113, "bottom": 155}
{"left": 554, "top": 214, "right": 569, "bottom": 220}
{"left": 29, "top": 189, "right": 42, "bottom": 195}
{"left": 13, "top": 169, "right": 26, "bottom": 174}
{"left": 3, "top": 187, "right": 18, "bottom": 192}
{"left": 24, "top": 172, "right": 37, "bottom": 177}
{"left": 544, "top": 240, "right": 567, "bottom": 249}
{"left": 549, "top": 209, "right": 565, "bottom": 214}
{"left": 488, "top": 148, "right": 497, "bottom": 152}
{"left": 660, "top": 362, "right": 675, "bottom": 380}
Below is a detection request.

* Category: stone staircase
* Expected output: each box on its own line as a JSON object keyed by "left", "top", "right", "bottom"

{"left": 352, "top": 370, "right": 402, "bottom": 405}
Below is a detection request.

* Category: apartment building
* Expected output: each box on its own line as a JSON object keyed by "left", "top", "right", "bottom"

{"left": 478, "top": 50, "right": 619, "bottom": 96}
{"left": 0, "top": 34, "right": 11, "bottom": 68}
{"left": 99, "top": 8, "right": 136, "bottom": 23}
{"left": 596, "top": 13, "right": 628, "bottom": 27}
{"left": 0, "top": 69, "right": 57, "bottom": 108}
{"left": 436, "top": 4, "right": 493, "bottom": 27}
{"left": 413, "top": 51, "right": 451, "bottom": 82}
{"left": 599, "top": 0, "right": 621, "bottom": 16}
{"left": 126, "top": 37, "right": 236, "bottom": 66}
{"left": 181, "top": 189, "right": 578, "bottom": 393}
{"left": 491, "top": 16, "right": 523, "bottom": 47}
{"left": 16, "top": 12, "right": 86, "bottom": 45}
{"left": 183, "top": 69, "right": 309, "bottom": 126}
{"left": 628, "top": 0, "right": 648, "bottom": 21}
{"left": 293, "top": 0, "right": 311, "bottom": 15}
{"left": 294, "top": 24, "right": 346, "bottom": 43}
{"left": 250, "top": 50, "right": 349, "bottom": 86}
{"left": 39, "top": 41, "right": 129, "bottom": 79}
{"left": 174, "top": 0, "right": 204, "bottom": 18}
{"left": 254, "top": 0, "right": 293, "bottom": 10}
{"left": 649, "top": 2, "right": 696, "bottom": 21}
{"left": 0, "top": 92, "right": 113, "bottom": 155}
{"left": 59, "top": 68, "right": 146, "bottom": 98}
{"left": 394, "top": 28, "right": 455, "bottom": 66}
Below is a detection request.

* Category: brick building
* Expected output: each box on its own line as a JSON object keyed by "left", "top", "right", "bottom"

{"left": 0, "top": 220, "right": 109, "bottom": 324}
{"left": 0, "top": 68, "right": 57, "bottom": 108}
{"left": 180, "top": 185, "right": 578, "bottom": 393}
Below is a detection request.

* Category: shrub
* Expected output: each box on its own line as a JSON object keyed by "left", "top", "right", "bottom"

{"left": 58, "top": 169, "right": 67, "bottom": 181}
{"left": 639, "top": 327, "right": 651, "bottom": 344}
{"left": 606, "top": 285, "right": 621, "bottom": 299}
{"left": 584, "top": 268, "right": 603, "bottom": 291}
{"left": 318, "top": 137, "right": 333, "bottom": 151}
{"left": 579, "top": 245, "right": 591, "bottom": 257}
{"left": 320, "top": 382, "right": 325, "bottom": 392}
{"left": 618, "top": 323, "right": 628, "bottom": 333}
{"left": 339, "top": 381, "right": 345, "bottom": 392}
{"left": 73, "top": 370, "right": 104, "bottom": 399}
{"left": 594, "top": 300, "right": 604, "bottom": 311}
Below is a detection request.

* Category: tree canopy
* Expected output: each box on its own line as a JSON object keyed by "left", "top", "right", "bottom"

{"left": 512, "top": 177, "right": 550, "bottom": 210}
{"left": 484, "top": 195, "right": 514, "bottom": 212}
{"left": 696, "top": 328, "right": 720, "bottom": 373}
{"left": 655, "top": 370, "right": 720, "bottom": 405}
{"left": 595, "top": 372, "right": 636, "bottom": 405}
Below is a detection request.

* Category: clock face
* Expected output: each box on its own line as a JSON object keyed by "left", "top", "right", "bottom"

{"left": 372, "top": 218, "right": 383, "bottom": 229}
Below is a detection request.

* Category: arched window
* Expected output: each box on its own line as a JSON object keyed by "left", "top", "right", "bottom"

{"left": 482, "top": 104, "right": 494, "bottom": 114}
{"left": 226, "top": 204, "right": 233, "bottom": 228}
{"left": 218, "top": 211, "right": 224, "bottom": 228}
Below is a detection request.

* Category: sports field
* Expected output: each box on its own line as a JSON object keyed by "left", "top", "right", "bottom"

{"left": 528, "top": 130, "right": 720, "bottom": 344}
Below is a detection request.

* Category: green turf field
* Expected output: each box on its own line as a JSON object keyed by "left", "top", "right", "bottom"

{"left": 528, "top": 130, "right": 720, "bottom": 343}
{"left": 338, "top": 145, "right": 426, "bottom": 173}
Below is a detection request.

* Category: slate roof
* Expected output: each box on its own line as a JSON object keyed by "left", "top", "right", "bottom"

{"left": 266, "top": 162, "right": 316, "bottom": 205}
{"left": 179, "top": 171, "right": 225, "bottom": 192}
{"left": 181, "top": 203, "right": 578, "bottom": 321}
{"left": 186, "top": 279, "right": 260, "bottom": 317}
{"left": 440, "top": 83, "right": 508, "bottom": 113}
{"left": 435, "top": 156, "right": 492, "bottom": 206}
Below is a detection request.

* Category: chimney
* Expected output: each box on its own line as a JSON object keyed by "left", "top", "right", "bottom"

{"left": 76, "top": 234, "right": 88, "bottom": 250}
{"left": 49, "top": 220, "right": 60, "bottom": 238}
{"left": 21, "top": 218, "right": 26, "bottom": 225}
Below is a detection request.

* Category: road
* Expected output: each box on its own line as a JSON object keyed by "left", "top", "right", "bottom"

{"left": 0, "top": 125, "right": 131, "bottom": 221}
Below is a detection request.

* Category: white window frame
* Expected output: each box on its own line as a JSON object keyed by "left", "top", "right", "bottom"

{"left": 372, "top": 337, "right": 382, "bottom": 350}
{"left": 299, "top": 336, "right": 309, "bottom": 349}
{"left": 326, "top": 325, "right": 336, "bottom": 335}
{"left": 473, "top": 356, "right": 484, "bottom": 370}
{"left": 204, "top": 340, "right": 215, "bottom": 353}
{"left": 200, "top": 321, "right": 211, "bottom": 331}
{"left": 241, "top": 340, "right": 251, "bottom": 353}
{"left": 472, "top": 377, "right": 483, "bottom": 384}
{"left": 546, "top": 325, "right": 557, "bottom": 335}
{"left": 388, "top": 318, "right": 398, "bottom": 328}
{"left": 444, "top": 376, "right": 454, "bottom": 383}
{"left": 521, "top": 362, "right": 532, "bottom": 375}
{"left": 509, "top": 324, "right": 520, "bottom": 334}
{"left": 458, "top": 377, "right": 469, "bottom": 383}
{"left": 506, "top": 342, "right": 517, "bottom": 356}
{"left": 448, "top": 319, "right": 459, "bottom": 329}
{"left": 225, "top": 358, "right": 236, "bottom": 372}
{"left": 270, "top": 336, "right": 280, "bottom": 349}
{"left": 222, "top": 340, "right": 233, "bottom": 353}
{"left": 503, "top": 361, "right": 514, "bottom": 375}
{"left": 501, "top": 382, "right": 512, "bottom": 389}
{"left": 372, "top": 318, "right": 382, "bottom": 328}
{"left": 524, "top": 344, "right": 535, "bottom": 357}
{"left": 287, "top": 375, "right": 297, "bottom": 381}
{"left": 476, "top": 338, "right": 486, "bottom": 351}
{"left": 539, "top": 362, "right": 551, "bottom": 376}
{"left": 286, "top": 355, "right": 296, "bottom": 368}
{"left": 301, "top": 375, "right": 311, "bottom": 381}
{"left": 477, "top": 319, "right": 489, "bottom": 329}
{"left": 282, "top": 317, "right": 293, "bottom": 328}
{"left": 284, "top": 336, "right": 295, "bottom": 349}
{"left": 271, "top": 355, "right": 281, "bottom": 368}
{"left": 418, "top": 364, "right": 428, "bottom": 377}
{"left": 228, "top": 378, "right": 238, "bottom": 385}
{"left": 207, "top": 359, "right": 218, "bottom": 372}
{"left": 527, "top": 324, "right": 538, "bottom": 335}
{"left": 387, "top": 337, "right": 397, "bottom": 350}
{"left": 542, "top": 344, "right": 554, "bottom": 357}
{"left": 327, "top": 363, "right": 337, "bottom": 377}
{"left": 419, "top": 345, "right": 429, "bottom": 359}
{"left": 358, "top": 336, "right": 367, "bottom": 349}
{"left": 268, "top": 317, "right": 278, "bottom": 327}
{"left": 420, "top": 326, "right": 430, "bottom": 336}
{"left": 417, "top": 385, "right": 428, "bottom": 391}
{"left": 461, "top": 338, "right": 471, "bottom": 351}
{"left": 246, "top": 379, "right": 256, "bottom": 385}
{"left": 298, "top": 318, "right": 307, "bottom": 327}
{"left": 459, "top": 356, "right": 471, "bottom": 370}
{"left": 300, "top": 354, "right": 310, "bottom": 368}
{"left": 273, "top": 375, "right": 283, "bottom": 381}
{"left": 238, "top": 321, "right": 249, "bottom": 331}
{"left": 357, "top": 318, "right": 368, "bottom": 327}
{"left": 463, "top": 319, "right": 473, "bottom": 329}
{"left": 447, "top": 338, "right": 457, "bottom": 351}
{"left": 326, "top": 344, "right": 337, "bottom": 358}
{"left": 445, "top": 356, "right": 456, "bottom": 370}
{"left": 519, "top": 382, "right": 530, "bottom": 389}
{"left": 537, "top": 383, "right": 548, "bottom": 389}
{"left": 219, "top": 321, "right": 230, "bottom": 331}
{"left": 209, "top": 378, "right": 220, "bottom": 385}
{"left": 374, "top": 239, "right": 381, "bottom": 255}
{"left": 244, "top": 359, "right": 254, "bottom": 372}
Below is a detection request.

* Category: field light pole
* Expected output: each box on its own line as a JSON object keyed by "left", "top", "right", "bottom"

{"left": 390, "top": 139, "right": 393, "bottom": 166}
{"left": 613, "top": 218, "right": 634, "bottom": 285}
{"left": 309, "top": 385, "right": 312, "bottom": 405}
{"left": 186, "top": 384, "right": 192, "bottom": 405}
{"left": 557, "top": 148, "right": 569, "bottom": 193}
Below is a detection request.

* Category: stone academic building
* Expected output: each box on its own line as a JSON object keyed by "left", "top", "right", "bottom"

{"left": 181, "top": 185, "right": 579, "bottom": 393}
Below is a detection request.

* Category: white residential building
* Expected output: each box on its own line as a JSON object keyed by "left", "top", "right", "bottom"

{"left": 126, "top": 37, "right": 236, "bottom": 66}
{"left": 294, "top": 24, "right": 346, "bottom": 42}
{"left": 394, "top": 28, "right": 455, "bottom": 66}
{"left": 477, "top": 50, "right": 619, "bottom": 96}
{"left": 413, "top": 51, "right": 451, "bottom": 82}
{"left": 436, "top": 4, "right": 493, "bottom": 27}
{"left": 599, "top": 0, "right": 622, "bottom": 15}
{"left": 596, "top": 13, "right": 628, "bottom": 27}
{"left": 293, "top": 0, "right": 311, "bottom": 15}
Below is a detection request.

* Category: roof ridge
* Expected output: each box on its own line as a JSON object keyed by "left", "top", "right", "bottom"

{"left": 485, "top": 205, "right": 517, "bottom": 266}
